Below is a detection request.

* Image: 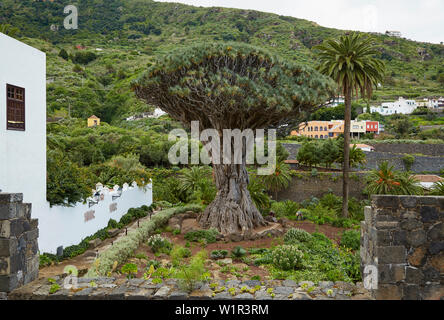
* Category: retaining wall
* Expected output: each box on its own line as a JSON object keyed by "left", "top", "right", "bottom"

{"left": 361, "top": 195, "right": 444, "bottom": 300}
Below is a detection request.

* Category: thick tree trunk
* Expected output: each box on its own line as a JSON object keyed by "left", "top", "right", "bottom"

{"left": 342, "top": 88, "right": 351, "bottom": 218}
{"left": 198, "top": 163, "right": 267, "bottom": 235}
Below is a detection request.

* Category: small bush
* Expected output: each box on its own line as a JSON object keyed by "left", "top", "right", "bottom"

{"left": 272, "top": 245, "right": 304, "bottom": 271}
{"left": 340, "top": 230, "right": 361, "bottom": 251}
{"left": 145, "top": 260, "right": 161, "bottom": 270}
{"left": 171, "top": 246, "right": 192, "bottom": 266}
{"left": 121, "top": 263, "right": 138, "bottom": 279}
{"left": 284, "top": 228, "right": 313, "bottom": 244}
{"left": 174, "top": 250, "right": 209, "bottom": 292}
{"left": 184, "top": 229, "right": 219, "bottom": 244}
{"left": 210, "top": 250, "right": 228, "bottom": 260}
{"left": 231, "top": 246, "right": 247, "bottom": 259}
{"left": 147, "top": 234, "right": 172, "bottom": 254}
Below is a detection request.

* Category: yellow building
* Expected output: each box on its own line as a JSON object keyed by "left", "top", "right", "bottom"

{"left": 291, "top": 120, "right": 367, "bottom": 139}
{"left": 87, "top": 115, "right": 100, "bottom": 127}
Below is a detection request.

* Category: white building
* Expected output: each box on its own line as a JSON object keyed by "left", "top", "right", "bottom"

{"left": 386, "top": 31, "right": 402, "bottom": 38}
{"left": 370, "top": 97, "right": 418, "bottom": 115}
{"left": 0, "top": 33, "right": 47, "bottom": 213}
{"left": 1, "top": 33, "right": 153, "bottom": 253}
{"left": 326, "top": 96, "right": 345, "bottom": 107}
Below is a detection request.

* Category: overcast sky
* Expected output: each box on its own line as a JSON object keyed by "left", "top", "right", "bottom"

{"left": 157, "top": 0, "right": 444, "bottom": 44}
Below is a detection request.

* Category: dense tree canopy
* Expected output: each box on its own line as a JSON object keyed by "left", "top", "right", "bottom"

{"left": 134, "top": 42, "right": 336, "bottom": 235}
{"left": 133, "top": 42, "right": 335, "bottom": 131}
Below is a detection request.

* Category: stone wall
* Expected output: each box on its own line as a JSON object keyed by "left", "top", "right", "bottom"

{"left": 360, "top": 195, "right": 444, "bottom": 300}
{"left": 277, "top": 173, "right": 367, "bottom": 202}
{"left": 372, "top": 143, "right": 444, "bottom": 157}
{"left": 0, "top": 193, "right": 39, "bottom": 293}
{"left": 282, "top": 143, "right": 444, "bottom": 173}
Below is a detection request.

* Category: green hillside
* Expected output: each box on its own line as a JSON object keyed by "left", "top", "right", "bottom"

{"left": 1, "top": 0, "right": 444, "bottom": 123}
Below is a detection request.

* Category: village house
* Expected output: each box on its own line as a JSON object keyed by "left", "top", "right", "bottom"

{"left": 87, "top": 114, "right": 100, "bottom": 127}
{"left": 0, "top": 32, "right": 47, "bottom": 213}
{"left": 0, "top": 33, "right": 153, "bottom": 254}
{"left": 370, "top": 97, "right": 418, "bottom": 115}
{"left": 292, "top": 120, "right": 380, "bottom": 139}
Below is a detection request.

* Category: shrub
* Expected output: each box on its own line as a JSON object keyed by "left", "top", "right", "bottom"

{"left": 340, "top": 230, "right": 361, "bottom": 251}
{"left": 147, "top": 234, "right": 172, "bottom": 254}
{"left": 86, "top": 205, "right": 203, "bottom": 277}
{"left": 284, "top": 228, "right": 313, "bottom": 244}
{"left": 402, "top": 154, "right": 415, "bottom": 171}
{"left": 171, "top": 246, "right": 192, "bottom": 266}
{"left": 271, "top": 245, "right": 304, "bottom": 271}
{"left": 145, "top": 260, "right": 161, "bottom": 270}
{"left": 210, "top": 250, "right": 228, "bottom": 260}
{"left": 174, "top": 250, "right": 209, "bottom": 292}
{"left": 231, "top": 246, "right": 247, "bottom": 259}
{"left": 184, "top": 229, "right": 219, "bottom": 244}
{"left": 121, "top": 263, "right": 138, "bottom": 279}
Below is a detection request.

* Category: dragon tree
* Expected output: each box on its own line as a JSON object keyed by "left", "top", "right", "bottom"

{"left": 133, "top": 42, "right": 335, "bottom": 235}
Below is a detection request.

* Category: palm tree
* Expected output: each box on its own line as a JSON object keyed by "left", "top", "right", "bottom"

{"left": 179, "top": 166, "right": 212, "bottom": 195}
{"left": 365, "top": 161, "right": 423, "bottom": 196}
{"left": 261, "top": 161, "right": 292, "bottom": 201}
{"left": 314, "top": 33, "right": 385, "bottom": 217}
{"left": 247, "top": 174, "right": 271, "bottom": 211}
{"left": 0, "top": 24, "right": 19, "bottom": 38}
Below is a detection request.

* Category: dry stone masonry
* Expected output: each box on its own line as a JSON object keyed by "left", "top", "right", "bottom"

{"left": 0, "top": 193, "right": 39, "bottom": 293}
{"left": 361, "top": 195, "right": 444, "bottom": 300}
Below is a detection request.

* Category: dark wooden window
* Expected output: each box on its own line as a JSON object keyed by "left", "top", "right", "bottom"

{"left": 6, "top": 84, "right": 25, "bottom": 131}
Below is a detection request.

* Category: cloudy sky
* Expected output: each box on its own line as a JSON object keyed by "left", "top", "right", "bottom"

{"left": 157, "top": 0, "right": 444, "bottom": 44}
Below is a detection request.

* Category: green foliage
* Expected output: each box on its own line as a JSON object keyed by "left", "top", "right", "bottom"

{"left": 71, "top": 51, "right": 98, "bottom": 65}
{"left": 271, "top": 245, "right": 304, "bottom": 271}
{"left": 340, "top": 230, "right": 361, "bottom": 251}
{"left": 86, "top": 204, "right": 203, "bottom": 277}
{"left": 210, "top": 250, "right": 229, "bottom": 260}
{"left": 171, "top": 246, "right": 192, "bottom": 266}
{"left": 147, "top": 234, "right": 172, "bottom": 254}
{"left": 184, "top": 229, "right": 219, "bottom": 244}
{"left": 284, "top": 228, "right": 313, "bottom": 245}
{"left": 121, "top": 263, "right": 138, "bottom": 279}
{"left": 260, "top": 161, "right": 292, "bottom": 200}
{"left": 402, "top": 154, "right": 415, "bottom": 172}
{"left": 173, "top": 250, "right": 209, "bottom": 293}
{"left": 365, "top": 161, "right": 423, "bottom": 195}
{"left": 430, "top": 181, "right": 444, "bottom": 196}
{"left": 231, "top": 246, "right": 247, "bottom": 259}
{"left": 270, "top": 200, "right": 299, "bottom": 218}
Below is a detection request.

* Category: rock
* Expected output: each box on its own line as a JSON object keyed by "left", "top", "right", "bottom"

{"left": 189, "top": 289, "right": 213, "bottom": 300}
{"left": 228, "top": 233, "right": 244, "bottom": 242}
{"left": 234, "top": 293, "right": 254, "bottom": 300}
{"left": 168, "top": 217, "right": 181, "bottom": 231}
{"left": 226, "top": 280, "right": 241, "bottom": 288}
{"left": 219, "top": 258, "right": 233, "bottom": 265}
{"left": 242, "top": 280, "right": 261, "bottom": 287}
{"left": 0, "top": 292, "right": 7, "bottom": 300}
{"left": 274, "top": 287, "right": 294, "bottom": 295}
{"left": 255, "top": 290, "right": 273, "bottom": 300}
{"left": 408, "top": 246, "right": 427, "bottom": 267}
{"left": 181, "top": 219, "right": 198, "bottom": 234}
{"left": 278, "top": 218, "right": 291, "bottom": 228}
{"left": 107, "top": 228, "right": 120, "bottom": 238}
{"left": 153, "top": 286, "right": 170, "bottom": 299}
{"left": 265, "top": 216, "right": 277, "bottom": 223}
{"left": 214, "top": 292, "right": 231, "bottom": 300}
{"left": 282, "top": 280, "right": 298, "bottom": 287}
{"left": 169, "top": 291, "right": 188, "bottom": 300}
{"left": 88, "top": 238, "right": 102, "bottom": 249}
{"left": 318, "top": 281, "right": 334, "bottom": 289}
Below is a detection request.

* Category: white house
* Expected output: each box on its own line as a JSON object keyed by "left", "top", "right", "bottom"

{"left": 0, "top": 33, "right": 47, "bottom": 213}
{"left": 1, "top": 33, "right": 153, "bottom": 254}
{"left": 370, "top": 97, "right": 418, "bottom": 115}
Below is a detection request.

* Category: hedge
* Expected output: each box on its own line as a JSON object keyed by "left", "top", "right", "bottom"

{"left": 85, "top": 204, "right": 203, "bottom": 277}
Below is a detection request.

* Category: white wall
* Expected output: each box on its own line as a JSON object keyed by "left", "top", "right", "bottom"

{"left": 40, "top": 183, "right": 153, "bottom": 253}
{"left": 0, "top": 33, "right": 47, "bottom": 214}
